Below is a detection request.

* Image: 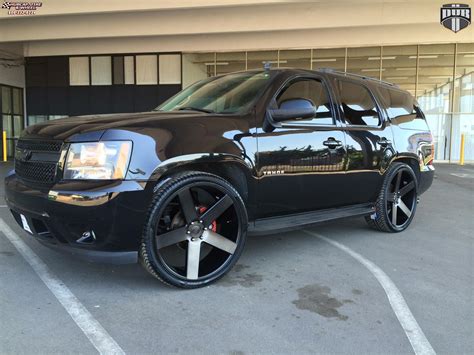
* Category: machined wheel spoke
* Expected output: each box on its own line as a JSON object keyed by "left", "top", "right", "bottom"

{"left": 387, "top": 194, "right": 396, "bottom": 202}
{"left": 178, "top": 188, "right": 198, "bottom": 223}
{"left": 398, "top": 200, "right": 412, "bottom": 218}
{"left": 394, "top": 171, "right": 403, "bottom": 193}
{"left": 399, "top": 181, "right": 415, "bottom": 196}
{"left": 155, "top": 227, "right": 188, "bottom": 249}
{"left": 186, "top": 240, "right": 201, "bottom": 280}
{"left": 392, "top": 203, "right": 398, "bottom": 225}
{"left": 202, "top": 230, "right": 237, "bottom": 254}
{"left": 201, "top": 194, "right": 233, "bottom": 226}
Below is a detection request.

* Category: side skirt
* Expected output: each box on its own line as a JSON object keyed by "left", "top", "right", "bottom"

{"left": 248, "top": 203, "right": 375, "bottom": 236}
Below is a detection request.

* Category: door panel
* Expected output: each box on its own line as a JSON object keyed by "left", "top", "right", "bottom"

{"left": 255, "top": 76, "right": 348, "bottom": 218}
{"left": 344, "top": 125, "right": 394, "bottom": 204}
{"left": 256, "top": 126, "right": 347, "bottom": 218}
{"left": 332, "top": 79, "right": 395, "bottom": 204}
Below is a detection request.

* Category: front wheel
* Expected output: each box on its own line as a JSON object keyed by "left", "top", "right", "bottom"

{"left": 140, "top": 171, "right": 248, "bottom": 288}
{"left": 366, "top": 162, "right": 418, "bottom": 233}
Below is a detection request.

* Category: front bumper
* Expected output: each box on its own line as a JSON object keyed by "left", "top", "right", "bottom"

{"left": 5, "top": 173, "right": 154, "bottom": 264}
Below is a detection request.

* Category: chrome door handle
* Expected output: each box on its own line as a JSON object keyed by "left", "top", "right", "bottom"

{"left": 323, "top": 138, "right": 342, "bottom": 148}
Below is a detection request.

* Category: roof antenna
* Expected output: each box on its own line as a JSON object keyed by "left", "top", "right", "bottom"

{"left": 263, "top": 61, "right": 271, "bottom": 71}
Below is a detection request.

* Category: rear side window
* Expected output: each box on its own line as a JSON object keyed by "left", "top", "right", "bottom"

{"left": 378, "top": 87, "right": 429, "bottom": 130}
{"left": 276, "top": 79, "right": 334, "bottom": 125}
{"left": 335, "top": 80, "right": 381, "bottom": 127}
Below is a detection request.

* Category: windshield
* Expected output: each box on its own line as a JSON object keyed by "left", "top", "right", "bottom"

{"left": 156, "top": 71, "right": 274, "bottom": 114}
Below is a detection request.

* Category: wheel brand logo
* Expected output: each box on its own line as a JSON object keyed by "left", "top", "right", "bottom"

{"left": 15, "top": 148, "right": 32, "bottom": 162}
{"left": 1, "top": 1, "right": 42, "bottom": 16}
{"left": 440, "top": 4, "right": 471, "bottom": 33}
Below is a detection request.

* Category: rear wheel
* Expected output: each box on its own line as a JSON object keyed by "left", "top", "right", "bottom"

{"left": 366, "top": 162, "right": 418, "bottom": 232}
{"left": 140, "top": 172, "right": 247, "bottom": 288}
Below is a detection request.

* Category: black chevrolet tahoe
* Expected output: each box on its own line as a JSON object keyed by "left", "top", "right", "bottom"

{"left": 5, "top": 69, "right": 434, "bottom": 288}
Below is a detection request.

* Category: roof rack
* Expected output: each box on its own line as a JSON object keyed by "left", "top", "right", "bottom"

{"left": 318, "top": 68, "right": 399, "bottom": 87}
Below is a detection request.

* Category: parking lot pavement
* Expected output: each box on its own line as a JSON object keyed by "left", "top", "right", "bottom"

{"left": 0, "top": 162, "right": 473, "bottom": 354}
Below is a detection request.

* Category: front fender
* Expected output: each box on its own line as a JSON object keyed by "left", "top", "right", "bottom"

{"left": 147, "top": 153, "right": 258, "bottom": 220}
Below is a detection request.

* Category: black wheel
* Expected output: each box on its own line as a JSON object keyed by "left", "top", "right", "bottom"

{"left": 366, "top": 162, "right": 418, "bottom": 233}
{"left": 140, "top": 171, "right": 248, "bottom": 288}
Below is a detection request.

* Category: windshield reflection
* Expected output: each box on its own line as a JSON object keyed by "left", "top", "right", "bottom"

{"left": 156, "top": 71, "right": 274, "bottom": 114}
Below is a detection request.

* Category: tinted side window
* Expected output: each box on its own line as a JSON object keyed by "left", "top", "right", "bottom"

{"left": 378, "top": 87, "right": 429, "bottom": 130}
{"left": 276, "top": 79, "right": 334, "bottom": 125}
{"left": 336, "top": 80, "right": 381, "bottom": 126}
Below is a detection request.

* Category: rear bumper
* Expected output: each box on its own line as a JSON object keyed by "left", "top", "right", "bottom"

{"left": 418, "top": 165, "right": 435, "bottom": 195}
{"left": 5, "top": 173, "right": 154, "bottom": 264}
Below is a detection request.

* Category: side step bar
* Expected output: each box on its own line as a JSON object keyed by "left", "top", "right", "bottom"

{"left": 248, "top": 203, "right": 375, "bottom": 235}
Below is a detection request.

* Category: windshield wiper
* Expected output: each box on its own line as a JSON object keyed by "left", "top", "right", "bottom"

{"left": 177, "top": 107, "right": 214, "bottom": 113}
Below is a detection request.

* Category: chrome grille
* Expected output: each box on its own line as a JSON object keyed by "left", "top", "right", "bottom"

{"left": 14, "top": 139, "right": 63, "bottom": 184}
{"left": 16, "top": 139, "right": 63, "bottom": 152}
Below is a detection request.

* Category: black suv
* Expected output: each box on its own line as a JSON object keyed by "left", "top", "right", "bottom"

{"left": 5, "top": 69, "right": 434, "bottom": 288}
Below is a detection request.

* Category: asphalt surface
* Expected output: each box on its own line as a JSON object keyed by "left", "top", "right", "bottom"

{"left": 0, "top": 162, "right": 472, "bottom": 354}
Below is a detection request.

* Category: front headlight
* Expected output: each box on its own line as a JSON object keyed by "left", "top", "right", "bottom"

{"left": 64, "top": 141, "right": 132, "bottom": 180}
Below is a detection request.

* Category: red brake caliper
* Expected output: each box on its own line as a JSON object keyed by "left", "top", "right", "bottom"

{"left": 198, "top": 206, "right": 217, "bottom": 232}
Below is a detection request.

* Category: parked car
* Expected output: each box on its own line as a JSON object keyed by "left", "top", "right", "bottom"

{"left": 5, "top": 68, "right": 434, "bottom": 288}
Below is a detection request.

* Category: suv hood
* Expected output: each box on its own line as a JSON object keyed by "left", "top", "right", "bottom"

{"left": 21, "top": 111, "right": 231, "bottom": 142}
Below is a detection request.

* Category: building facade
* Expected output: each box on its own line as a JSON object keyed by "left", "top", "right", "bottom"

{"left": 0, "top": 0, "right": 473, "bottom": 161}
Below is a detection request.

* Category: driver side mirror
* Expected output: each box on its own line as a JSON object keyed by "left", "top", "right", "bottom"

{"left": 268, "top": 98, "right": 316, "bottom": 122}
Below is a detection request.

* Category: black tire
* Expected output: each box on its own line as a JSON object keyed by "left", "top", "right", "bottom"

{"left": 140, "top": 171, "right": 248, "bottom": 288}
{"left": 366, "top": 162, "right": 418, "bottom": 233}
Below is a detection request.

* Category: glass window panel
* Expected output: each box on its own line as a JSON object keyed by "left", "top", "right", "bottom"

{"left": 215, "top": 52, "right": 246, "bottom": 75}
{"left": 182, "top": 53, "right": 210, "bottom": 88}
{"left": 159, "top": 54, "right": 181, "bottom": 84}
{"left": 457, "top": 43, "right": 474, "bottom": 53}
{"left": 459, "top": 73, "right": 473, "bottom": 113}
{"left": 27, "top": 115, "right": 47, "bottom": 126}
{"left": 381, "top": 45, "right": 417, "bottom": 96}
{"left": 419, "top": 44, "right": 455, "bottom": 55}
{"left": 247, "top": 51, "right": 278, "bottom": 70}
{"left": 69, "top": 57, "right": 90, "bottom": 86}
{"left": 136, "top": 55, "right": 157, "bottom": 85}
{"left": 336, "top": 80, "right": 381, "bottom": 126}
{"left": 1, "top": 86, "right": 11, "bottom": 114}
{"left": 279, "top": 50, "right": 311, "bottom": 70}
{"left": 2, "top": 115, "right": 12, "bottom": 137}
{"left": 347, "top": 46, "right": 381, "bottom": 79}
{"left": 12, "top": 88, "right": 22, "bottom": 114}
{"left": 456, "top": 52, "right": 474, "bottom": 77}
{"left": 2, "top": 115, "right": 14, "bottom": 158}
{"left": 113, "top": 56, "right": 124, "bottom": 85}
{"left": 455, "top": 44, "right": 474, "bottom": 114}
{"left": 311, "top": 48, "right": 346, "bottom": 71}
{"left": 124, "top": 56, "right": 135, "bottom": 84}
{"left": 449, "top": 112, "right": 474, "bottom": 162}
{"left": 276, "top": 79, "right": 334, "bottom": 125}
{"left": 91, "top": 56, "right": 112, "bottom": 85}
{"left": 49, "top": 115, "right": 68, "bottom": 120}
{"left": 13, "top": 115, "right": 23, "bottom": 137}
{"left": 417, "top": 44, "right": 454, "bottom": 100}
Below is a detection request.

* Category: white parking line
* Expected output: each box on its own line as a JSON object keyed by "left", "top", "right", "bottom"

{"left": 0, "top": 218, "right": 126, "bottom": 355}
{"left": 304, "top": 230, "right": 436, "bottom": 355}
